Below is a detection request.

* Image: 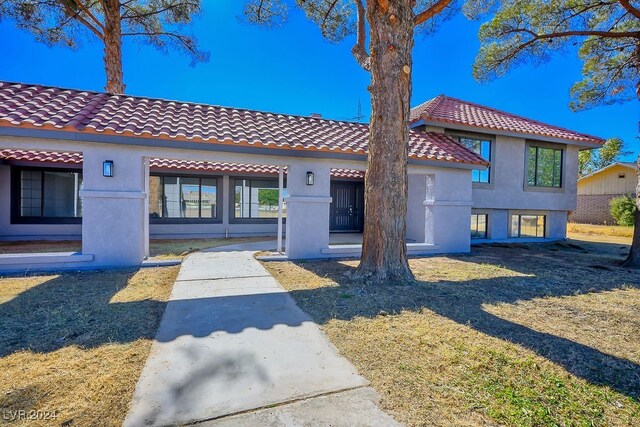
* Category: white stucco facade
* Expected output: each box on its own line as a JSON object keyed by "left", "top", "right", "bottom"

{"left": 0, "top": 132, "right": 479, "bottom": 269}
{"left": 414, "top": 122, "right": 595, "bottom": 243}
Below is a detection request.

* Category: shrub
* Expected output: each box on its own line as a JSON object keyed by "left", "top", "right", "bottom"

{"left": 610, "top": 195, "right": 636, "bottom": 226}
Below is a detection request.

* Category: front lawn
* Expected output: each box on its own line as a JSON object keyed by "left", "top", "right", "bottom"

{"left": 262, "top": 242, "right": 640, "bottom": 426}
{"left": 0, "top": 266, "right": 179, "bottom": 426}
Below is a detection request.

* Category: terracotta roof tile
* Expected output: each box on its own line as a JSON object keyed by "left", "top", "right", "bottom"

{"left": 411, "top": 95, "right": 604, "bottom": 145}
{"left": 0, "top": 149, "right": 366, "bottom": 178}
{"left": 0, "top": 82, "right": 487, "bottom": 167}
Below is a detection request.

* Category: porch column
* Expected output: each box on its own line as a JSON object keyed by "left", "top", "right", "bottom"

{"left": 277, "top": 166, "right": 284, "bottom": 253}
{"left": 81, "top": 147, "right": 147, "bottom": 266}
{"left": 407, "top": 170, "right": 474, "bottom": 253}
{"left": 285, "top": 161, "right": 331, "bottom": 259}
{"left": 406, "top": 173, "right": 435, "bottom": 244}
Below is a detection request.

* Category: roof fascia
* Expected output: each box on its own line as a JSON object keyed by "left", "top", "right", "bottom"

{"left": 422, "top": 120, "right": 603, "bottom": 148}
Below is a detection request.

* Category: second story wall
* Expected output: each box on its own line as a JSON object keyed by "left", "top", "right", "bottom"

{"left": 443, "top": 131, "right": 580, "bottom": 212}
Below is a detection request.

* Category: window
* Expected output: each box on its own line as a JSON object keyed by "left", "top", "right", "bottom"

{"left": 149, "top": 175, "right": 219, "bottom": 220}
{"left": 528, "top": 146, "right": 563, "bottom": 188}
{"left": 511, "top": 214, "right": 545, "bottom": 238}
{"left": 459, "top": 137, "right": 491, "bottom": 183}
{"left": 233, "top": 178, "right": 286, "bottom": 220}
{"left": 14, "top": 168, "right": 82, "bottom": 222}
{"left": 470, "top": 214, "right": 488, "bottom": 239}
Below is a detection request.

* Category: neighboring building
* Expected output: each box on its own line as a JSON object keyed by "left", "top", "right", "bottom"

{"left": 0, "top": 82, "right": 604, "bottom": 271}
{"left": 410, "top": 95, "right": 604, "bottom": 242}
{"left": 571, "top": 162, "right": 637, "bottom": 224}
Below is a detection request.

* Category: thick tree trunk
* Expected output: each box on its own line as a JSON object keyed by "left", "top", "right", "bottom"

{"left": 353, "top": 0, "right": 415, "bottom": 284}
{"left": 623, "top": 154, "right": 640, "bottom": 267}
{"left": 103, "top": 0, "right": 125, "bottom": 94}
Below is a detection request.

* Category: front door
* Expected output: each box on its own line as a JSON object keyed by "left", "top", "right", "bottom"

{"left": 330, "top": 181, "right": 364, "bottom": 232}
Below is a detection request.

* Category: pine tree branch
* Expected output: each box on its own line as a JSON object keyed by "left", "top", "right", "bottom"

{"left": 414, "top": 0, "right": 453, "bottom": 26}
{"left": 525, "top": 28, "right": 640, "bottom": 40}
{"left": 70, "top": 0, "right": 106, "bottom": 32}
{"left": 320, "top": 0, "right": 340, "bottom": 31}
{"left": 121, "top": 1, "right": 200, "bottom": 20}
{"left": 618, "top": 0, "right": 640, "bottom": 20}
{"left": 60, "top": 0, "right": 104, "bottom": 39}
{"left": 121, "top": 30, "right": 196, "bottom": 53}
{"left": 351, "top": 0, "right": 370, "bottom": 71}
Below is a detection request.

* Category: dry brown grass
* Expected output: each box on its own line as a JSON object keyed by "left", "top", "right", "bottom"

{"left": 567, "top": 223, "right": 633, "bottom": 245}
{"left": 0, "top": 237, "right": 268, "bottom": 259}
{"left": 263, "top": 242, "right": 640, "bottom": 427}
{"left": 0, "top": 266, "right": 179, "bottom": 426}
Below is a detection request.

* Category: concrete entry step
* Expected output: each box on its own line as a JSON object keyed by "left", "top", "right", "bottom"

{"left": 0, "top": 252, "right": 94, "bottom": 273}
{"left": 124, "top": 249, "right": 383, "bottom": 427}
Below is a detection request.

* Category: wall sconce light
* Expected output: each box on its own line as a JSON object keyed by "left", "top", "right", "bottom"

{"left": 306, "top": 171, "right": 314, "bottom": 185}
{"left": 103, "top": 160, "right": 114, "bottom": 177}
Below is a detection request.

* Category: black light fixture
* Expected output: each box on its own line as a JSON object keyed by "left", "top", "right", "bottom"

{"left": 306, "top": 171, "right": 314, "bottom": 185}
{"left": 103, "top": 160, "right": 114, "bottom": 177}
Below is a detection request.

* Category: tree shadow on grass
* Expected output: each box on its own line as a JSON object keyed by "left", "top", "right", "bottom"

{"left": 285, "top": 243, "right": 640, "bottom": 400}
{"left": 0, "top": 269, "right": 167, "bottom": 358}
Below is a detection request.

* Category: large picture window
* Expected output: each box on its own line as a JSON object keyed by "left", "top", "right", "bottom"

{"left": 233, "top": 178, "right": 286, "bottom": 220}
{"left": 13, "top": 168, "right": 82, "bottom": 222}
{"left": 470, "top": 214, "right": 488, "bottom": 239}
{"left": 511, "top": 214, "right": 545, "bottom": 238}
{"left": 528, "top": 146, "right": 563, "bottom": 188}
{"left": 459, "top": 137, "right": 491, "bottom": 183}
{"left": 149, "top": 175, "right": 219, "bottom": 221}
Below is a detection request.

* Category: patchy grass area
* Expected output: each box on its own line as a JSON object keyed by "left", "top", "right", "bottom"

{"left": 262, "top": 242, "right": 640, "bottom": 426}
{"left": 567, "top": 223, "right": 633, "bottom": 245}
{"left": 0, "top": 266, "right": 179, "bottom": 426}
{"left": 0, "top": 237, "right": 269, "bottom": 259}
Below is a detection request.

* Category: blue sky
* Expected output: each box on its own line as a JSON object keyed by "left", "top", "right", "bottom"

{"left": 0, "top": 1, "right": 637, "bottom": 160}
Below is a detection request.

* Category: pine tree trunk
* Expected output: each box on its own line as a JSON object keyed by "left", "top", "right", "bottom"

{"left": 623, "top": 154, "right": 640, "bottom": 267}
{"left": 103, "top": 0, "right": 125, "bottom": 94}
{"left": 353, "top": 0, "right": 415, "bottom": 284}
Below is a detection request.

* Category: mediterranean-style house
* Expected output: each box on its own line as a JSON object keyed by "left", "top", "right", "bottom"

{"left": 0, "top": 81, "right": 604, "bottom": 271}
{"left": 571, "top": 162, "right": 637, "bottom": 224}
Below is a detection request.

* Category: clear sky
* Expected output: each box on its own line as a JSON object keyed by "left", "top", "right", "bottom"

{"left": 0, "top": 1, "right": 637, "bottom": 160}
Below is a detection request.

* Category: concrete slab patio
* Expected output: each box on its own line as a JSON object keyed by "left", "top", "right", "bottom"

{"left": 124, "top": 246, "right": 397, "bottom": 426}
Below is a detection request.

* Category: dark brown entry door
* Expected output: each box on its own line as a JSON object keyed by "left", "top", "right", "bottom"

{"left": 330, "top": 181, "right": 364, "bottom": 232}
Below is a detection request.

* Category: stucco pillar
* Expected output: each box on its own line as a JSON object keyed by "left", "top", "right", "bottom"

{"left": 406, "top": 173, "right": 434, "bottom": 244}
{"left": 285, "top": 161, "right": 331, "bottom": 259}
{"left": 423, "top": 169, "right": 474, "bottom": 253}
{"left": 80, "top": 147, "right": 146, "bottom": 266}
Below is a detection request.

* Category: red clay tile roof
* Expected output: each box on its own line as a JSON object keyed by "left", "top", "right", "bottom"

{"left": 0, "top": 149, "right": 366, "bottom": 179}
{"left": 0, "top": 82, "right": 487, "bottom": 167}
{"left": 411, "top": 95, "right": 604, "bottom": 145}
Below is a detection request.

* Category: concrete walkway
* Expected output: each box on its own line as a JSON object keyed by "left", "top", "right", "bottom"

{"left": 124, "top": 245, "right": 399, "bottom": 427}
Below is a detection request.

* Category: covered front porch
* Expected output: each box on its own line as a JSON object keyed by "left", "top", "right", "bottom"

{"left": 0, "top": 139, "right": 474, "bottom": 271}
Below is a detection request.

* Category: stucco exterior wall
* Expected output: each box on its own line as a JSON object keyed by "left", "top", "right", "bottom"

{"left": 471, "top": 135, "right": 579, "bottom": 212}
{"left": 473, "top": 208, "right": 567, "bottom": 241}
